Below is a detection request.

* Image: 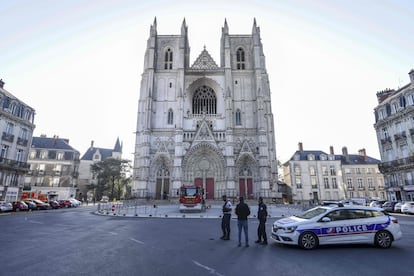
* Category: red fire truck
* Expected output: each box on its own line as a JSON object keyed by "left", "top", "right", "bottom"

{"left": 179, "top": 186, "right": 205, "bottom": 212}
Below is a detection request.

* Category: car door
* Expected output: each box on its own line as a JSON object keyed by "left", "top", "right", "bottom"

{"left": 317, "top": 209, "right": 355, "bottom": 245}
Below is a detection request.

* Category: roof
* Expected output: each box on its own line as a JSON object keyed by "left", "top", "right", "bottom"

{"left": 285, "top": 150, "right": 379, "bottom": 165}
{"left": 81, "top": 138, "right": 122, "bottom": 160}
{"left": 341, "top": 154, "right": 380, "bottom": 165}
{"left": 31, "top": 137, "right": 78, "bottom": 152}
{"left": 81, "top": 147, "right": 115, "bottom": 160}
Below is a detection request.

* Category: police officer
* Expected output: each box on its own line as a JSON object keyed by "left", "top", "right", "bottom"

{"left": 220, "top": 195, "right": 232, "bottom": 240}
{"left": 255, "top": 197, "right": 268, "bottom": 245}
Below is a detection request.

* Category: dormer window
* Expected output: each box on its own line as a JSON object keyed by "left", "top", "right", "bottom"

{"left": 320, "top": 154, "right": 327, "bottom": 161}
{"left": 236, "top": 47, "right": 245, "bottom": 70}
{"left": 307, "top": 154, "right": 314, "bottom": 161}
{"left": 164, "top": 48, "right": 173, "bottom": 70}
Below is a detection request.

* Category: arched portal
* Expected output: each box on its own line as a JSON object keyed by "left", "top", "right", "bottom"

{"left": 236, "top": 153, "right": 257, "bottom": 199}
{"left": 182, "top": 143, "right": 225, "bottom": 199}
{"left": 150, "top": 154, "right": 172, "bottom": 199}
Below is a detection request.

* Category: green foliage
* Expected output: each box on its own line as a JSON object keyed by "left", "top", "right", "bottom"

{"left": 90, "top": 158, "right": 131, "bottom": 201}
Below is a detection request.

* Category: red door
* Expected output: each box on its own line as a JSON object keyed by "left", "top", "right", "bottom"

{"left": 194, "top": 178, "right": 214, "bottom": 199}
{"left": 206, "top": 178, "right": 214, "bottom": 199}
{"left": 194, "top": 178, "right": 202, "bottom": 188}
{"left": 239, "top": 179, "right": 253, "bottom": 199}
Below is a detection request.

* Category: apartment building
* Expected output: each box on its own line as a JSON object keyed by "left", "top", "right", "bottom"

{"left": 341, "top": 148, "right": 385, "bottom": 201}
{"left": 373, "top": 69, "right": 414, "bottom": 202}
{"left": 24, "top": 135, "right": 80, "bottom": 200}
{"left": 284, "top": 143, "right": 384, "bottom": 203}
{"left": 0, "top": 80, "right": 35, "bottom": 202}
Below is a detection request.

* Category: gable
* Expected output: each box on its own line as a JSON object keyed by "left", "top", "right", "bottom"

{"left": 190, "top": 47, "right": 219, "bottom": 70}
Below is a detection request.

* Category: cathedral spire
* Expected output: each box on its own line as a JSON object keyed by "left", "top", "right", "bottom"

{"left": 114, "top": 137, "right": 122, "bottom": 153}
{"left": 181, "top": 17, "right": 187, "bottom": 36}
{"left": 222, "top": 18, "right": 229, "bottom": 34}
{"left": 150, "top": 17, "right": 157, "bottom": 36}
{"left": 252, "top": 18, "right": 258, "bottom": 34}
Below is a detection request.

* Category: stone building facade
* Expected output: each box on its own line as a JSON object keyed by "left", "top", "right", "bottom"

{"left": 132, "top": 19, "right": 277, "bottom": 200}
{"left": 374, "top": 69, "right": 414, "bottom": 201}
{"left": 284, "top": 143, "right": 384, "bottom": 203}
{"left": 24, "top": 135, "right": 80, "bottom": 200}
{"left": 0, "top": 80, "right": 35, "bottom": 202}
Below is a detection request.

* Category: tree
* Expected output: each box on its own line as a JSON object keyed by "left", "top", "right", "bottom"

{"left": 90, "top": 158, "right": 131, "bottom": 201}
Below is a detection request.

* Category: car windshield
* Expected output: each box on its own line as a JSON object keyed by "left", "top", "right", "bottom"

{"left": 295, "top": 207, "right": 328, "bottom": 219}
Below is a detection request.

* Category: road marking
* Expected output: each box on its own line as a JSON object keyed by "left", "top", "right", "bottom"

{"left": 27, "top": 219, "right": 43, "bottom": 224}
{"left": 192, "top": 260, "right": 224, "bottom": 276}
{"left": 130, "top": 238, "right": 145, "bottom": 244}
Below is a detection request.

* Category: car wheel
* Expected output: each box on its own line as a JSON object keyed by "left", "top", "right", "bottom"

{"left": 299, "top": 231, "right": 319, "bottom": 250}
{"left": 375, "top": 230, "right": 393, "bottom": 249}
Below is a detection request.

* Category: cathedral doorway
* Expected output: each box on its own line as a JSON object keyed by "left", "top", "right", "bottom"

{"left": 239, "top": 168, "right": 253, "bottom": 199}
{"left": 195, "top": 178, "right": 214, "bottom": 199}
{"left": 155, "top": 166, "right": 170, "bottom": 199}
{"left": 183, "top": 143, "right": 225, "bottom": 200}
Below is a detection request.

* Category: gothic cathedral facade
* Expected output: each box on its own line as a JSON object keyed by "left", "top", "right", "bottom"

{"left": 132, "top": 18, "right": 277, "bottom": 200}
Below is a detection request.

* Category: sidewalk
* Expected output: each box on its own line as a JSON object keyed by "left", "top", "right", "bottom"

{"left": 94, "top": 201, "right": 303, "bottom": 219}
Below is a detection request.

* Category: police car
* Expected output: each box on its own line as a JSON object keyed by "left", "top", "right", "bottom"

{"left": 271, "top": 204, "right": 402, "bottom": 250}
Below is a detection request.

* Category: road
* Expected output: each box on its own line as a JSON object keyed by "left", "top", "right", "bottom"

{"left": 1, "top": 206, "right": 413, "bottom": 276}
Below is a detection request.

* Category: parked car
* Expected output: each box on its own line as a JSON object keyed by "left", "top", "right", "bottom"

{"left": 23, "top": 201, "right": 37, "bottom": 211}
{"left": 0, "top": 202, "right": 13, "bottom": 212}
{"left": 369, "top": 200, "right": 386, "bottom": 208}
{"left": 59, "top": 199, "right": 72, "bottom": 208}
{"left": 394, "top": 202, "right": 404, "bottom": 213}
{"left": 271, "top": 205, "right": 402, "bottom": 249}
{"left": 401, "top": 201, "right": 414, "bottom": 214}
{"left": 12, "top": 201, "right": 29, "bottom": 211}
{"left": 25, "top": 199, "right": 50, "bottom": 210}
{"left": 381, "top": 201, "right": 397, "bottom": 212}
{"left": 68, "top": 198, "right": 81, "bottom": 207}
{"left": 49, "top": 200, "right": 60, "bottom": 209}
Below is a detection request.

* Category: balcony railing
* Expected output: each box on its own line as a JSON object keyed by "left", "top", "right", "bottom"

{"left": 379, "top": 156, "right": 414, "bottom": 173}
{"left": 380, "top": 137, "right": 392, "bottom": 144}
{"left": 2, "top": 132, "right": 14, "bottom": 143}
{"left": 394, "top": 131, "right": 407, "bottom": 141}
{"left": 0, "top": 157, "right": 29, "bottom": 170}
{"left": 17, "top": 137, "right": 28, "bottom": 146}
{"left": 347, "top": 186, "right": 354, "bottom": 191}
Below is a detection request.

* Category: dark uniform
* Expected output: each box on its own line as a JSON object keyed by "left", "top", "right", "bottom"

{"left": 255, "top": 197, "right": 268, "bottom": 245}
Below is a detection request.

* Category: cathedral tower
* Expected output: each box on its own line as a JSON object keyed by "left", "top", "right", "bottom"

{"left": 133, "top": 18, "right": 277, "bottom": 200}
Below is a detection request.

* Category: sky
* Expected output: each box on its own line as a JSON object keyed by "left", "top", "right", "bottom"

{"left": 1, "top": 0, "right": 413, "bottom": 165}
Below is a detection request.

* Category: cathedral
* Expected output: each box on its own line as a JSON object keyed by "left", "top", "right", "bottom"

{"left": 132, "top": 18, "right": 277, "bottom": 200}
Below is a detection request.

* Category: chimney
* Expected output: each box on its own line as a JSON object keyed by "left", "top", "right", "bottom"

{"left": 298, "top": 142, "right": 303, "bottom": 152}
{"left": 0, "top": 79, "right": 4, "bottom": 88}
{"left": 329, "top": 146, "right": 334, "bottom": 155}
{"left": 91, "top": 140, "right": 94, "bottom": 148}
{"left": 342, "top": 146, "right": 349, "bottom": 162}
{"left": 358, "top": 148, "right": 367, "bottom": 161}
{"left": 409, "top": 69, "right": 414, "bottom": 83}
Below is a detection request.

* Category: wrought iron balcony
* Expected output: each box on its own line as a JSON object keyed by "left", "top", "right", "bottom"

{"left": 394, "top": 131, "right": 407, "bottom": 141}
{"left": 17, "top": 137, "right": 28, "bottom": 146}
{"left": 379, "top": 156, "right": 414, "bottom": 173}
{"left": 380, "top": 137, "right": 392, "bottom": 144}
{"left": 0, "top": 157, "right": 30, "bottom": 171}
{"left": 2, "top": 132, "right": 14, "bottom": 142}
